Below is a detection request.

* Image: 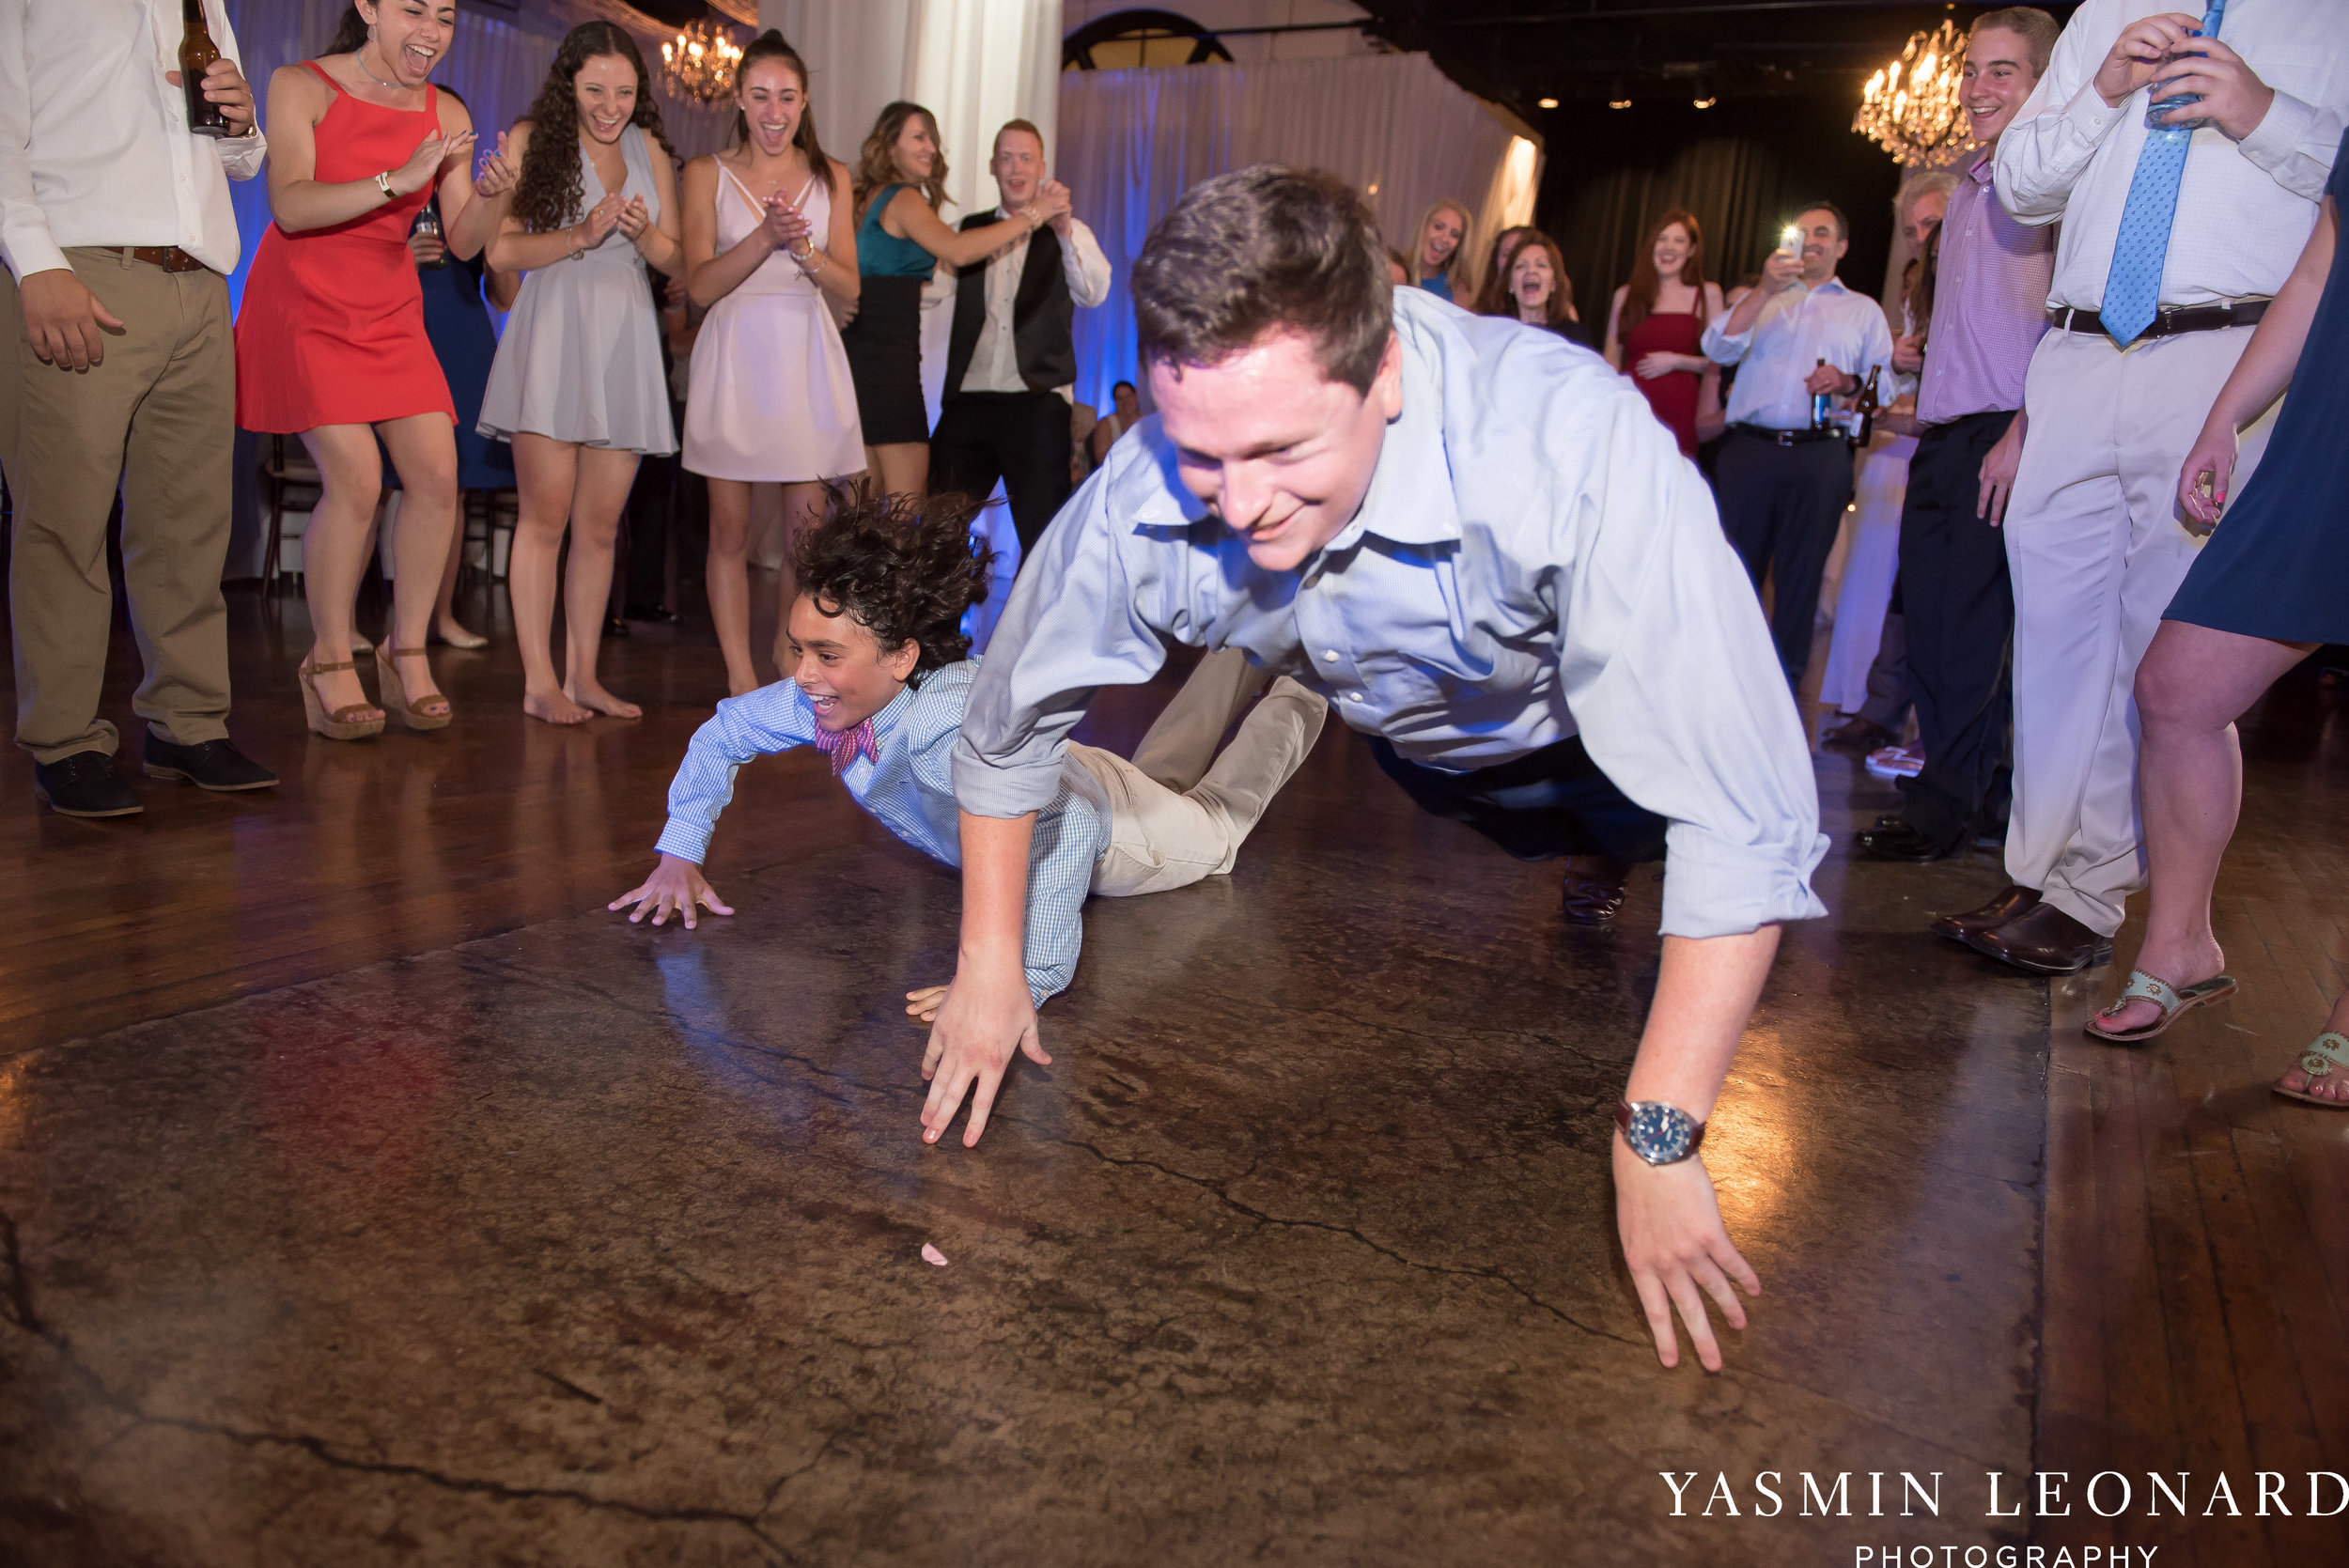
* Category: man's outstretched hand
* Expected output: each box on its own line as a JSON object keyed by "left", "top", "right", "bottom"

{"left": 919, "top": 962, "right": 1050, "bottom": 1147}
{"left": 1615, "top": 1139, "right": 1761, "bottom": 1373}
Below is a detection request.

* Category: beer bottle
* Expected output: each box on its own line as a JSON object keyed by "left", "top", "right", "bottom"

{"left": 1810, "top": 357, "right": 1832, "bottom": 430}
{"left": 180, "top": 0, "right": 232, "bottom": 138}
{"left": 1853, "top": 365, "right": 1883, "bottom": 446}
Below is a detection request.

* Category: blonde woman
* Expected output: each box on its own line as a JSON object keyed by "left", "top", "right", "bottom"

{"left": 1407, "top": 197, "right": 1472, "bottom": 302}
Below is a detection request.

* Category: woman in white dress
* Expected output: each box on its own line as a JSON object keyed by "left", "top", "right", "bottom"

{"left": 680, "top": 30, "right": 862, "bottom": 696}
{"left": 482, "top": 23, "right": 682, "bottom": 725}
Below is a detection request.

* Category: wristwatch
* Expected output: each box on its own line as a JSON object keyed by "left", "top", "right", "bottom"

{"left": 1613, "top": 1100, "right": 1707, "bottom": 1166}
{"left": 374, "top": 170, "right": 396, "bottom": 201}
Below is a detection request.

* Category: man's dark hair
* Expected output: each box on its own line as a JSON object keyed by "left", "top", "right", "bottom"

{"left": 1113, "top": 379, "right": 1136, "bottom": 396}
{"left": 791, "top": 486, "right": 996, "bottom": 684}
{"left": 1795, "top": 200, "right": 1850, "bottom": 242}
{"left": 1131, "top": 165, "right": 1393, "bottom": 395}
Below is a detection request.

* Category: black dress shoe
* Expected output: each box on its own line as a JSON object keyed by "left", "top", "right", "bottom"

{"left": 1562, "top": 855, "right": 1631, "bottom": 926}
{"left": 1930, "top": 884, "right": 2040, "bottom": 944}
{"left": 144, "top": 736, "right": 279, "bottom": 792}
{"left": 1857, "top": 817, "right": 1962, "bottom": 862}
{"left": 605, "top": 613, "right": 630, "bottom": 639}
{"left": 32, "top": 751, "right": 142, "bottom": 817}
{"left": 1964, "top": 898, "right": 2112, "bottom": 974}
{"left": 1822, "top": 715, "right": 1899, "bottom": 753}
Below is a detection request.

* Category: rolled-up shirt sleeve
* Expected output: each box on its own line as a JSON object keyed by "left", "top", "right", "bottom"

{"left": 1994, "top": 0, "right": 2126, "bottom": 225}
{"left": 213, "top": 4, "right": 267, "bottom": 182}
{"left": 1551, "top": 387, "right": 1829, "bottom": 938}
{"left": 1699, "top": 307, "right": 1750, "bottom": 365}
{"left": 1061, "top": 217, "right": 1112, "bottom": 309}
{"left": 955, "top": 464, "right": 1180, "bottom": 819}
{"left": 655, "top": 685, "right": 814, "bottom": 863}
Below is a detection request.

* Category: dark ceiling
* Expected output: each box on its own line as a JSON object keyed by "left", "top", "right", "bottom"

{"left": 1345, "top": 0, "right": 2078, "bottom": 123}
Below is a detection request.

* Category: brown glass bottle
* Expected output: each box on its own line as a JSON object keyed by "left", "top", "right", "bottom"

{"left": 1853, "top": 365, "right": 1883, "bottom": 446}
{"left": 180, "top": 0, "right": 231, "bottom": 138}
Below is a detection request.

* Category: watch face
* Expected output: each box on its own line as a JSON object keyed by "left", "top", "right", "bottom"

{"left": 1624, "top": 1101, "right": 1697, "bottom": 1165}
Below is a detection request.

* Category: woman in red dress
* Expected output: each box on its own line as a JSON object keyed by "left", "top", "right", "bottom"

{"left": 238, "top": 1, "right": 515, "bottom": 738}
{"left": 1602, "top": 210, "right": 1725, "bottom": 458}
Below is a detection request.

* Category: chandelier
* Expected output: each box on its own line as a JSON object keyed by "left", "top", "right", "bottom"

{"left": 660, "top": 18, "right": 744, "bottom": 105}
{"left": 1854, "top": 20, "right": 1972, "bottom": 167}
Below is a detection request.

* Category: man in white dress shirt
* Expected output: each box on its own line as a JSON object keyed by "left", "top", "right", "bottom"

{"left": 1965, "top": 0, "right": 2347, "bottom": 974}
{"left": 1702, "top": 202, "right": 1897, "bottom": 688}
{"left": 930, "top": 119, "right": 1113, "bottom": 558}
{"left": 1, "top": 0, "right": 279, "bottom": 817}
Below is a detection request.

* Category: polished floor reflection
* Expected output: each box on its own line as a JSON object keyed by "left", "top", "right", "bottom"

{"left": 1, "top": 582, "right": 2343, "bottom": 1565}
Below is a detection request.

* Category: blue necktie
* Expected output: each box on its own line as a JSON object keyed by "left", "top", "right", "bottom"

{"left": 2100, "top": 0, "right": 2226, "bottom": 347}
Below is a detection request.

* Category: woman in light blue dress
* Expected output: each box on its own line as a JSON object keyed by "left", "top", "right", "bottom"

{"left": 481, "top": 23, "right": 681, "bottom": 724}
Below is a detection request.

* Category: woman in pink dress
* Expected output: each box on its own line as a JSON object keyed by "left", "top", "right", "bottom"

{"left": 678, "top": 31, "right": 863, "bottom": 697}
{"left": 1602, "top": 210, "right": 1725, "bottom": 458}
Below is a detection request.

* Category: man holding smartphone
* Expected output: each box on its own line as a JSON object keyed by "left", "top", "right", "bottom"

{"left": 1702, "top": 203, "right": 1896, "bottom": 689}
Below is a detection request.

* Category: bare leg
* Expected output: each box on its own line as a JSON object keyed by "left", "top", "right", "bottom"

{"left": 867, "top": 442, "right": 928, "bottom": 501}
{"left": 298, "top": 424, "right": 388, "bottom": 723}
{"left": 563, "top": 446, "right": 646, "bottom": 719}
{"left": 706, "top": 476, "right": 756, "bottom": 697}
{"left": 435, "top": 489, "right": 486, "bottom": 647}
{"left": 770, "top": 480, "right": 829, "bottom": 676}
{"left": 375, "top": 413, "right": 459, "bottom": 719}
{"left": 508, "top": 432, "right": 590, "bottom": 724}
{"left": 2093, "top": 620, "right": 2310, "bottom": 1033}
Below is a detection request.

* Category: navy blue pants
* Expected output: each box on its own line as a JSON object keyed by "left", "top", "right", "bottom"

{"left": 1369, "top": 735, "right": 1667, "bottom": 865}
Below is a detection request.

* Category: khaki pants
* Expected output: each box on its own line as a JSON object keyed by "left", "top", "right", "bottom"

{"left": 1072, "top": 647, "right": 1328, "bottom": 898}
{"left": 2003, "top": 325, "right": 2279, "bottom": 937}
{"left": 3, "top": 249, "right": 237, "bottom": 763}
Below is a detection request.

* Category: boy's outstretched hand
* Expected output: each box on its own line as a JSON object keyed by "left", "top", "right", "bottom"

{"left": 609, "top": 853, "right": 735, "bottom": 929}
{"left": 905, "top": 985, "right": 949, "bottom": 1025}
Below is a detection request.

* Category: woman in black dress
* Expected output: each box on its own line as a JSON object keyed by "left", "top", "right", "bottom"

{"left": 2087, "top": 133, "right": 2346, "bottom": 1107}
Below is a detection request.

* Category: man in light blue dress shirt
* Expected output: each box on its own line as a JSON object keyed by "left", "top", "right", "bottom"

{"left": 1702, "top": 202, "right": 1897, "bottom": 688}
{"left": 926, "top": 166, "right": 1830, "bottom": 1374}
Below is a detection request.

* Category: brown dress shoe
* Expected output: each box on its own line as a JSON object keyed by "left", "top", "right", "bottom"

{"left": 1964, "top": 899, "right": 2113, "bottom": 974}
{"left": 1562, "top": 855, "right": 1631, "bottom": 925}
{"left": 1930, "top": 884, "right": 2041, "bottom": 944}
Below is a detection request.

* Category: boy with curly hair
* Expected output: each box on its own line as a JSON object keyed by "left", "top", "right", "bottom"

{"left": 611, "top": 486, "right": 1327, "bottom": 1016}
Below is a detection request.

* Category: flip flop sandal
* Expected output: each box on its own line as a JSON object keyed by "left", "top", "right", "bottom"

{"left": 2273, "top": 1032, "right": 2349, "bottom": 1109}
{"left": 2082, "top": 968, "right": 2238, "bottom": 1043}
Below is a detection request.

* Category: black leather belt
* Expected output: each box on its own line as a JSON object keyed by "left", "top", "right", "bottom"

{"left": 1729, "top": 423, "right": 1843, "bottom": 446}
{"left": 2046, "top": 298, "right": 2269, "bottom": 338}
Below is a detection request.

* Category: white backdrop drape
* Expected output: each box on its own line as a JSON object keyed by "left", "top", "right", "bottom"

{"left": 1057, "top": 51, "right": 1539, "bottom": 413}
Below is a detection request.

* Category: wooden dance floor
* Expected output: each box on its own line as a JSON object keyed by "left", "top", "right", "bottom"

{"left": 2, "top": 579, "right": 2345, "bottom": 1565}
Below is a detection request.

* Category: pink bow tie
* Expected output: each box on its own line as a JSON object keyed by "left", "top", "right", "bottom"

{"left": 810, "top": 718, "right": 878, "bottom": 777}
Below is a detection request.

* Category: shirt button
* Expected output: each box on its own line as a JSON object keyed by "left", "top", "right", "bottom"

{"left": 1321, "top": 649, "right": 1339, "bottom": 662}
{"left": 1346, "top": 691, "right": 1364, "bottom": 703}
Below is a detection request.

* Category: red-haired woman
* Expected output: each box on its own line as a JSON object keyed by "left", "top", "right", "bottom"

{"left": 1483, "top": 231, "right": 1589, "bottom": 348}
{"left": 480, "top": 23, "right": 684, "bottom": 725}
{"left": 1603, "top": 210, "right": 1725, "bottom": 458}
{"left": 237, "top": 0, "right": 517, "bottom": 738}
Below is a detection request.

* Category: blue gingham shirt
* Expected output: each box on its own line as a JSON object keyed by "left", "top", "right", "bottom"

{"left": 955, "top": 287, "right": 1828, "bottom": 940}
{"left": 655, "top": 660, "right": 1110, "bottom": 1004}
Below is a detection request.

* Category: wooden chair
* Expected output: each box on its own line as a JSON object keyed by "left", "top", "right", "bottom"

{"left": 259, "top": 434, "right": 320, "bottom": 593}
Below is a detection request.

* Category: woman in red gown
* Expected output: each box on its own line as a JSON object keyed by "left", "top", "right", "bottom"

{"left": 238, "top": 1, "right": 515, "bottom": 738}
{"left": 1602, "top": 210, "right": 1725, "bottom": 458}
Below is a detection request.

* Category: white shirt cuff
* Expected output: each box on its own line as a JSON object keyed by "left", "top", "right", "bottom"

{"left": 2, "top": 230, "right": 72, "bottom": 282}
{"left": 2235, "top": 88, "right": 2317, "bottom": 178}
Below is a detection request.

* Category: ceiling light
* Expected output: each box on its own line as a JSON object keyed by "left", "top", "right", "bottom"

{"left": 1537, "top": 96, "right": 1559, "bottom": 109}
{"left": 1692, "top": 96, "right": 1717, "bottom": 109}
{"left": 1855, "top": 19, "right": 1972, "bottom": 166}
{"left": 1609, "top": 98, "right": 1632, "bottom": 110}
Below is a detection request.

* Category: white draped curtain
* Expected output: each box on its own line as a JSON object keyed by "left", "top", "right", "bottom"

{"left": 1057, "top": 51, "right": 1539, "bottom": 413}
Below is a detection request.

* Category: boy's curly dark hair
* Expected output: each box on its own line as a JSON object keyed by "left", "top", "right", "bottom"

{"left": 791, "top": 486, "right": 997, "bottom": 685}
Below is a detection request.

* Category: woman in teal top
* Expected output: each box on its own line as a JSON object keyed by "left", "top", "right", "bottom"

{"left": 841, "top": 102, "right": 1052, "bottom": 498}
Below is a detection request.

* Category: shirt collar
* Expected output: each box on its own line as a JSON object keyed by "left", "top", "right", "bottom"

{"left": 1965, "top": 146, "right": 1996, "bottom": 186}
{"left": 865, "top": 680, "right": 918, "bottom": 746}
{"left": 1323, "top": 292, "right": 1462, "bottom": 552}
{"left": 1808, "top": 274, "right": 1852, "bottom": 296}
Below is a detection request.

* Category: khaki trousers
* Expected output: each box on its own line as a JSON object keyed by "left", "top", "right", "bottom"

{"left": 2003, "top": 324, "right": 2279, "bottom": 937}
{"left": 1073, "top": 648, "right": 1328, "bottom": 898}
{"left": 3, "top": 249, "right": 237, "bottom": 763}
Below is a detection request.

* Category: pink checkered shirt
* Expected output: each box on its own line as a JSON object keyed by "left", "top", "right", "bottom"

{"left": 1917, "top": 147, "right": 2057, "bottom": 427}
